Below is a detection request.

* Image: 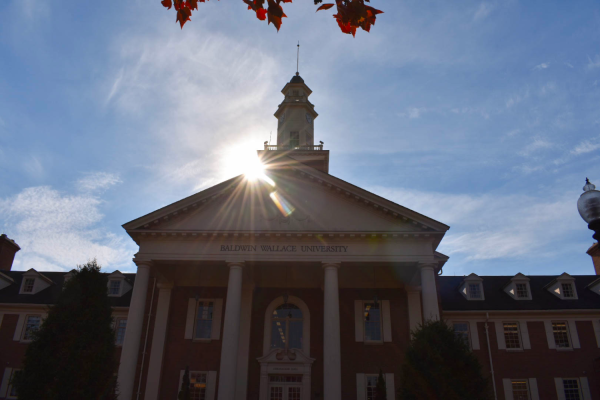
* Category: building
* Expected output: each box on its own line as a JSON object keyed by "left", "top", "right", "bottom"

{"left": 1, "top": 75, "right": 599, "bottom": 400}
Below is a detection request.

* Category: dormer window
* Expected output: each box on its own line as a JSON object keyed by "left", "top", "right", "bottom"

{"left": 460, "top": 274, "right": 485, "bottom": 301}
{"left": 108, "top": 280, "right": 122, "bottom": 296}
{"left": 23, "top": 278, "right": 35, "bottom": 293}
{"left": 562, "top": 283, "right": 575, "bottom": 298}
{"left": 468, "top": 284, "right": 482, "bottom": 299}
{"left": 505, "top": 274, "right": 532, "bottom": 300}
{"left": 546, "top": 273, "right": 578, "bottom": 300}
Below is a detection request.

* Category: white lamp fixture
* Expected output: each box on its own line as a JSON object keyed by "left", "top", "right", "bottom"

{"left": 577, "top": 178, "right": 600, "bottom": 241}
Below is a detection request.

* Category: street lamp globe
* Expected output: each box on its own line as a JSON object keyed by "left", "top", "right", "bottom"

{"left": 577, "top": 178, "right": 600, "bottom": 241}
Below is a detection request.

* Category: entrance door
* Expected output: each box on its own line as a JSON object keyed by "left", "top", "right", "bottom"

{"left": 269, "top": 375, "right": 303, "bottom": 400}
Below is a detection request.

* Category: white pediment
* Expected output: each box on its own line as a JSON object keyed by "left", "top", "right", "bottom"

{"left": 124, "top": 166, "right": 449, "bottom": 237}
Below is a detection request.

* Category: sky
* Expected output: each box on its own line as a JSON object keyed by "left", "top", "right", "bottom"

{"left": 0, "top": 0, "right": 599, "bottom": 276}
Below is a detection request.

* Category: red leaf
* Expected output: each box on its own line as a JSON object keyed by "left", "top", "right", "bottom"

{"left": 161, "top": 0, "right": 172, "bottom": 9}
{"left": 188, "top": 0, "right": 199, "bottom": 10}
{"left": 176, "top": 6, "right": 192, "bottom": 28}
{"left": 267, "top": 0, "right": 287, "bottom": 31}
{"left": 316, "top": 3, "right": 334, "bottom": 11}
{"left": 256, "top": 7, "right": 268, "bottom": 20}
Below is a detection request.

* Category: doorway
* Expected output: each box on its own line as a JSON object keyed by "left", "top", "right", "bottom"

{"left": 268, "top": 375, "right": 303, "bottom": 400}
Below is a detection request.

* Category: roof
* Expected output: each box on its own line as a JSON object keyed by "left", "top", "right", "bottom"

{"left": 290, "top": 74, "right": 304, "bottom": 84}
{"left": 0, "top": 270, "right": 135, "bottom": 308}
{"left": 439, "top": 275, "right": 600, "bottom": 311}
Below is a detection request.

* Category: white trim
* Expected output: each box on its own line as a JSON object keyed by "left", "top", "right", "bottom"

{"left": 144, "top": 285, "right": 172, "bottom": 400}
{"left": 502, "top": 379, "right": 513, "bottom": 400}
{"left": 555, "top": 378, "right": 565, "bottom": 400}
{"left": 382, "top": 300, "right": 392, "bottom": 342}
{"left": 520, "top": 321, "right": 531, "bottom": 350}
{"left": 354, "top": 300, "right": 364, "bottom": 342}
{"left": 262, "top": 295, "right": 310, "bottom": 356}
{"left": 0, "top": 368, "right": 11, "bottom": 397}
{"left": 13, "top": 314, "right": 25, "bottom": 341}
{"left": 580, "top": 377, "right": 592, "bottom": 400}
{"left": 567, "top": 320, "right": 580, "bottom": 348}
{"left": 234, "top": 284, "right": 253, "bottom": 400}
{"left": 385, "top": 373, "right": 395, "bottom": 400}
{"left": 207, "top": 371, "right": 217, "bottom": 400}
{"left": 495, "top": 322, "right": 506, "bottom": 350}
{"left": 529, "top": 378, "right": 539, "bottom": 400}
{"left": 544, "top": 321, "right": 556, "bottom": 349}
{"left": 593, "top": 320, "right": 600, "bottom": 348}
{"left": 469, "top": 321, "right": 480, "bottom": 350}
{"left": 184, "top": 299, "right": 195, "bottom": 339}
{"left": 211, "top": 299, "right": 223, "bottom": 340}
{"left": 356, "top": 373, "right": 366, "bottom": 400}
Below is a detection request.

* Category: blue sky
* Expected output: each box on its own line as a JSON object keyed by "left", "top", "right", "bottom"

{"left": 0, "top": 0, "right": 599, "bottom": 275}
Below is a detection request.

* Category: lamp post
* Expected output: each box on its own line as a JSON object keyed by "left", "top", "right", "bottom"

{"left": 577, "top": 178, "right": 600, "bottom": 241}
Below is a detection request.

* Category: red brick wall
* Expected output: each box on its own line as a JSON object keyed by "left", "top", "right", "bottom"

{"left": 472, "top": 320, "right": 600, "bottom": 400}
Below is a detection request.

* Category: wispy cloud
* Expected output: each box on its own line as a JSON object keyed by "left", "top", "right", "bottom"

{"left": 0, "top": 186, "right": 132, "bottom": 272}
{"left": 570, "top": 137, "right": 600, "bottom": 155}
{"left": 473, "top": 2, "right": 494, "bottom": 21}
{"left": 371, "top": 187, "right": 580, "bottom": 266}
{"left": 587, "top": 55, "right": 600, "bottom": 70}
{"left": 398, "top": 107, "right": 426, "bottom": 119}
{"left": 518, "top": 137, "right": 554, "bottom": 156}
{"left": 77, "top": 172, "right": 122, "bottom": 193}
{"left": 533, "top": 62, "right": 550, "bottom": 70}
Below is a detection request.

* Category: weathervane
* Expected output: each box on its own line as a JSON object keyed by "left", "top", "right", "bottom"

{"left": 296, "top": 41, "right": 300, "bottom": 76}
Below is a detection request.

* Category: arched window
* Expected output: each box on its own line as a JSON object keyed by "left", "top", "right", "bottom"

{"left": 270, "top": 303, "right": 303, "bottom": 350}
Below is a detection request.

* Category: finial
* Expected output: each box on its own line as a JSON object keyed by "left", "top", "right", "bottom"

{"left": 584, "top": 178, "right": 596, "bottom": 192}
{"left": 296, "top": 41, "right": 300, "bottom": 76}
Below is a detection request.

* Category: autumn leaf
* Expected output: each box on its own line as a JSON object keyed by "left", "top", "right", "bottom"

{"left": 176, "top": 6, "right": 192, "bottom": 28}
{"left": 266, "top": 0, "right": 287, "bottom": 31}
{"left": 161, "top": 0, "right": 172, "bottom": 9}
{"left": 316, "top": 3, "right": 334, "bottom": 11}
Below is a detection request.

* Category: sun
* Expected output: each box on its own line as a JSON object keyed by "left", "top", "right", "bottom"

{"left": 244, "top": 155, "right": 266, "bottom": 181}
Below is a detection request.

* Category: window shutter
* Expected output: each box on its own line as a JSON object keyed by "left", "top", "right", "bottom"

{"left": 13, "top": 314, "right": 25, "bottom": 341}
{"left": 495, "top": 322, "right": 506, "bottom": 350}
{"left": 592, "top": 320, "right": 600, "bottom": 348}
{"left": 354, "top": 301, "right": 364, "bottom": 342}
{"left": 0, "top": 313, "right": 4, "bottom": 329}
{"left": 382, "top": 300, "right": 392, "bottom": 342}
{"left": 502, "top": 379, "right": 513, "bottom": 400}
{"left": 0, "top": 368, "right": 12, "bottom": 397}
{"left": 519, "top": 321, "right": 531, "bottom": 349}
{"left": 211, "top": 299, "right": 223, "bottom": 340}
{"left": 356, "top": 373, "right": 366, "bottom": 400}
{"left": 568, "top": 320, "right": 580, "bottom": 348}
{"left": 185, "top": 299, "right": 196, "bottom": 339}
{"left": 469, "top": 321, "right": 480, "bottom": 350}
{"left": 528, "top": 378, "right": 539, "bottom": 400}
{"left": 206, "top": 371, "right": 217, "bottom": 400}
{"left": 385, "top": 373, "right": 395, "bottom": 400}
{"left": 544, "top": 321, "right": 556, "bottom": 349}
{"left": 178, "top": 370, "right": 185, "bottom": 398}
{"left": 580, "top": 377, "right": 592, "bottom": 400}
{"left": 554, "top": 378, "right": 565, "bottom": 400}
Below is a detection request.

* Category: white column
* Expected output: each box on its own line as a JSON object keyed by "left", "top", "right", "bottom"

{"left": 322, "top": 262, "right": 342, "bottom": 400}
{"left": 419, "top": 263, "right": 440, "bottom": 321}
{"left": 118, "top": 261, "right": 152, "bottom": 400}
{"left": 235, "top": 283, "right": 254, "bottom": 400}
{"left": 218, "top": 262, "right": 244, "bottom": 400}
{"left": 144, "top": 282, "right": 173, "bottom": 400}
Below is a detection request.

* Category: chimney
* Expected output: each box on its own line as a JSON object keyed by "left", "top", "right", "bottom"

{"left": 0, "top": 234, "right": 20, "bottom": 271}
{"left": 588, "top": 243, "right": 600, "bottom": 275}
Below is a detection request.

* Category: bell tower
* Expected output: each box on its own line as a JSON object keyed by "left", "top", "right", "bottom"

{"left": 274, "top": 73, "right": 318, "bottom": 149}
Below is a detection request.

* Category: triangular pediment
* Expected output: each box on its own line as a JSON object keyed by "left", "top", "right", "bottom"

{"left": 123, "top": 160, "right": 449, "bottom": 244}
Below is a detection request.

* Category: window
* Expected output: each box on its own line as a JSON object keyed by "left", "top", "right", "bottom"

{"left": 562, "top": 283, "right": 575, "bottom": 298}
{"left": 108, "top": 280, "right": 121, "bottom": 296}
{"left": 115, "top": 318, "right": 127, "bottom": 345}
{"left": 516, "top": 283, "right": 529, "bottom": 298}
{"left": 22, "top": 315, "right": 41, "bottom": 341}
{"left": 453, "top": 322, "right": 470, "bottom": 347}
{"left": 363, "top": 302, "right": 382, "bottom": 342}
{"left": 189, "top": 372, "right": 207, "bottom": 400}
{"left": 366, "top": 375, "right": 379, "bottom": 400}
{"left": 563, "top": 379, "right": 581, "bottom": 400}
{"left": 270, "top": 303, "right": 303, "bottom": 350}
{"left": 292, "top": 90, "right": 299, "bottom": 96}
{"left": 6, "top": 369, "right": 20, "bottom": 399}
{"left": 511, "top": 380, "right": 530, "bottom": 400}
{"left": 469, "top": 283, "right": 482, "bottom": 299}
{"left": 503, "top": 323, "right": 522, "bottom": 349}
{"left": 269, "top": 375, "right": 302, "bottom": 400}
{"left": 194, "top": 301, "right": 214, "bottom": 340}
{"left": 289, "top": 132, "right": 299, "bottom": 148}
{"left": 552, "top": 322, "right": 571, "bottom": 348}
{"left": 23, "top": 278, "right": 35, "bottom": 293}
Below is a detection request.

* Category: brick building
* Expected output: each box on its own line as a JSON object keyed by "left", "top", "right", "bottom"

{"left": 1, "top": 75, "right": 599, "bottom": 400}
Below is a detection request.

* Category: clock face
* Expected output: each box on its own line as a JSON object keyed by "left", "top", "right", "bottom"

{"left": 305, "top": 113, "right": 312, "bottom": 123}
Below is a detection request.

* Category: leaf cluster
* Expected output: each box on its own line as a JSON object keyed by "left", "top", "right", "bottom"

{"left": 161, "top": 0, "right": 383, "bottom": 35}
{"left": 399, "top": 320, "right": 493, "bottom": 400}
{"left": 12, "top": 260, "right": 119, "bottom": 400}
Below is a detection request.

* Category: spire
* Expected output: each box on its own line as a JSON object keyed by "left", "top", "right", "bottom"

{"left": 296, "top": 41, "right": 300, "bottom": 76}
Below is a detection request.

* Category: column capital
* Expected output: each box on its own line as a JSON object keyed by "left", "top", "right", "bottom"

{"left": 226, "top": 261, "right": 245, "bottom": 269}
{"left": 133, "top": 259, "right": 153, "bottom": 269}
{"left": 418, "top": 262, "right": 437, "bottom": 270}
{"left": 322, "top": 262, "right": 341, "bottom": 269}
